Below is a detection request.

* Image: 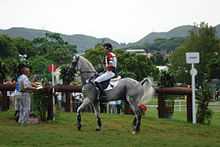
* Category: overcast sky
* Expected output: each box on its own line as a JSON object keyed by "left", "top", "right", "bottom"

{"left": 0, "top": 0, "right": 220, "bottom": 43}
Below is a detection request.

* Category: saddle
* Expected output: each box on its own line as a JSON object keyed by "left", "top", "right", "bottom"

{"left": 88, "top": 75, "right": 121, "bottom": 98}
{"left": 105, "top": 76, "right": 121, "bottom": 91}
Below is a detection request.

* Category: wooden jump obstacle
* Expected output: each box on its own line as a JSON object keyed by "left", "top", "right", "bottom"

{"left": 156, "top": 87, "right": 192, "bottom": 122}
{"left": 0, "top": 84, "right": 193, "bottom": 122}
{"left": 0, "top": 84, "right": 81, "bottom": 120}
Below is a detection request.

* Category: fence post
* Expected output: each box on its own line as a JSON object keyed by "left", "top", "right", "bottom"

{"left": 0, "top": 90, "right": 3, "bottom": 111}
{"left": 158, "top": 94, "right": 165, "bottom": 118}
{"left": 187, "top": 94, "right": 193, "bottom": 122}
{"left": 2, "top": 90, "right": 9, "bottom": 111}
{"left": 65, "top": 92, "right": 72, "bottom": 112}
{"left": 47, "top": 88, "right": 54, "bottom": 120}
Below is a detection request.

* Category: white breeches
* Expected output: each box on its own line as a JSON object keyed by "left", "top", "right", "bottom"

{"left": 16, "top": 94, "right": 31, "bottom": 124}
{"left": 94, "top": 71, "right": 115, "bottom": 83}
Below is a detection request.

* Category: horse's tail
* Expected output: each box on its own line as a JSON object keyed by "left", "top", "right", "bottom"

{"left": 139, "top": 77, "right": 155, "bottom": 104}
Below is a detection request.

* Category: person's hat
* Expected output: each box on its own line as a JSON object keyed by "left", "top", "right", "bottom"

{"left": 103, "top": 43, "right": 113, "bottom": 51}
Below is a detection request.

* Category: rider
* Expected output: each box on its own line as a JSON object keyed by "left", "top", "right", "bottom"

{"left": 94, "top": 43, "right": 117, "bottom": 96}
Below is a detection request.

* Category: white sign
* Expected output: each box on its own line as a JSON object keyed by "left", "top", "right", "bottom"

{"left": 186, "top": 52, "right": 200, "bottom": 64}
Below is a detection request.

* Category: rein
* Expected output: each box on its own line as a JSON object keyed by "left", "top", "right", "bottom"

{"left": 79, "top": 70, "right": 97, "bottom": 74}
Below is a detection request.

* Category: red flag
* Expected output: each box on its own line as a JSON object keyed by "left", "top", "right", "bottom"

{"left": 48, "top": 64, "right": 57, "bottom": 73}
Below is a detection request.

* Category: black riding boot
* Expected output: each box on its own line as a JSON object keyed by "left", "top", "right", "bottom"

{"left": 15, "top": 110, "right": 19, "bottom": 122}
{"left": 95, "top": 82, "right": 104, "bottom": 99}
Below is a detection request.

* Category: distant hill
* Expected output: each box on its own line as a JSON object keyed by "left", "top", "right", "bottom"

{"left": 127, "top": 25, "right": 220, "bottom": 49}
{"left": 61, "top": 34, "right": 121, "bottom": 53}
{"left": 127, "top": 25, "right": 194, "bottom": 48}
{"left": 0, "top": 27, "right": 121, "bottom": 53}
{"left": 1, "top": 24, "right": 220, "bottom": 52}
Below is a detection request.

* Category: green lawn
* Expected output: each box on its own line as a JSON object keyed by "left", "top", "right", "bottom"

{"left": 0, "top": 110, "right": 220, "bottom": 147}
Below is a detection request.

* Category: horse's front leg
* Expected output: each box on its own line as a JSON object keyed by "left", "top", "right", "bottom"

{"left": 92, "top": 102, "right": 102, "bottom": 131}
{"left": 76, "top": 98, "right": 91, "bottom": 130}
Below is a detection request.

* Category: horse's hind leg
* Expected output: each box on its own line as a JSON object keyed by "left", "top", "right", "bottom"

{"left": 127, "top": 98, "right": 142, "bottom": 134}
{"left": 92, "top": 102, "right": 102, "bottom": 131}
{"left": 76, "top": 98, "right": 91, "bottom": 130}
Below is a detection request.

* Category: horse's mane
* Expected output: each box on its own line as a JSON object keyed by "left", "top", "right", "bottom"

{"left": 79, "top": 56, "right": 96, "bottom": 72}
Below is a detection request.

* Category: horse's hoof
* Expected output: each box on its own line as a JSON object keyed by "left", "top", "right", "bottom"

{"left": 132, "top": 129, "right": 140, "bottom": 135}
{"left": 96, "top": 128, "right": 101, "bottom": 131}
{"left": 77, "top": 124, "right": 81, "bottom": 131}
{"left": 132, "top": 131, "right": 136, "bottom": 135}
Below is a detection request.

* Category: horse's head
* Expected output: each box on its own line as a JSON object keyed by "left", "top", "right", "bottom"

{"left": 71, "top": 55, "right": 80, "bottom": 71}
{"left": 71, "top": 55, "right": 97, "bottom": 84}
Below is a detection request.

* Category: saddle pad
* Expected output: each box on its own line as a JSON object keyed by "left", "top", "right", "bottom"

{"left": 105, "top": 78, "right": 120, "bottom": 91}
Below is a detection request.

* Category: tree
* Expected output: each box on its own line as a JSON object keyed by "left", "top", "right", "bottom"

{"left": 151, "top": 52, "right": 167, "bottom": 65}
{"left": 84, "top": 46, "right": 159, "bottom": 81}
{"left": 149, "top": 37, "right": 185, "bottom": 51}
{"left": 170, "top": 22, "right": 220, "bottom": 84}
{"left": 115, "top": 49, "right": 159, "bottom": 81}
{"left": 0, "top": 35, "right": 21, "bottom": 79}
{"left": 29, "top": 55, "right": 53, "bottom": 80}
{"left": 84, "top": 46, "right": 105, "bottom": 72}
{"left": 196, "top": 82, "right": 213, "bottom": 125}
{"left": 0, "top": 58, "right": 19, "bottom": 80}
{"left": 0, "top": 35, "right": 18, "bottom": 59}
{"left": 0, "top": 60, "right": 6, "bottom": 83}
{"left": 32, "top": 33, "right": 77, "bottom": 65}
{"left": 13, "top": 37, "right": 35, "bottom": 57}
{"left": 207, "top": 53, "right": 220, "bottom": 79}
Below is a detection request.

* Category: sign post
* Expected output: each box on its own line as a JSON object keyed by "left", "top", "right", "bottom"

{"left": 48, "top": 64, "right": 57, "bottom": 120}
{"left": 52, "top": 64, "right": 55, "bottom": 120}
{"left": 186, "top": 52, "right": 200, "bottom": 124}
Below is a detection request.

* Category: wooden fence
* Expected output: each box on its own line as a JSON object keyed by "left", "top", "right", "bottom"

{"left": 0, "top": 84, "right": 193, "bottom": 122}
{"left": 156, "top": 87, "right": 192, "bottom": 122}
{"left": 0, "top": 84, "right": 81, "bottom": 120}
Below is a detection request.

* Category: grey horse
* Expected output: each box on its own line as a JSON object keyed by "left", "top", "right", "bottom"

{"left": 72, "top": 55, "right": 154, "bottom": 134}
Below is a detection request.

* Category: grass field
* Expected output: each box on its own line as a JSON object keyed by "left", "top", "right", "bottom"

{"left": 0, "top": 110, "right": 220, "bottom": 147}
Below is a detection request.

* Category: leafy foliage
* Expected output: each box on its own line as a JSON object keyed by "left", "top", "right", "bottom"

{"left": 0, "top": 35, "right": 18, "bottom": 59}
{"left": 84, "top": 46, "right": 159, "bottom": 81}
{"left": 158, "top": 71, "right": 176, "bottom": 117}
{"left": 158, "top": 71, "right": 176, "bottom": 87}
{"left": 115, "top": 49, "right": 159, "bottom": 80}
{"left": 84, "top": 45, "right": 105, "bottom": 72}
{"left": 207, "top": 55, "right": 220, "bottom": 79}
{"left": 32, "top": 32, "right": 77, "bottom": 65}
{"left": 29, "top": 56, "right": 53, "bottom": 81}
{"left": 32, "top": 91, "right": 50, "bottom": 121}
{"left": 60, "top": 65, "right": 76, "bottom": 84}
{"left": 170, "top": 22, "right": 220, "bottom": 84}
{"left": 13, "top": 37, "right": 34, "bottom": 57}
{"left": 149, "top": 37, "right": 185, "bottom": 51}
{"left": 196, "top": 82, "right": 213, "bottom": 125}
{"left": 169, "top": 23, "right": 218, "bottom": 125}
{"left": 0, "top": 60, "right": 6, "bottom": 83}
{"left": 151, "top": 52, "right": 168, "bottom": 65}
{"left": 0, "top": 33, "right": 77, "bottom": 81}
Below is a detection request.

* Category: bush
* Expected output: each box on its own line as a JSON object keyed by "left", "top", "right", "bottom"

{"left": 158, "top": 71, "right": 176, "bottom": 118}
{"left": 32, "top": 90, "right": 50, "bottom": 121}
{"left": 196, "top": 82, "right": 213, "bottom": 125}
{"left": 158, "top": 71, "right": 176, "bottom": 87}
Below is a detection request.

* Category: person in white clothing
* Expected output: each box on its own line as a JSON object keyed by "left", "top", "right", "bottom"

{"left": 94, "top": 43, "right": 117, "bottom": 96}
{"left": 16, "top": 65, "right": 37, "bottom": 125}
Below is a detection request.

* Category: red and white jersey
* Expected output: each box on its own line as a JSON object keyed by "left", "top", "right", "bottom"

{"left": 104, "top": 52, "right": 117, "bottom": 72}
